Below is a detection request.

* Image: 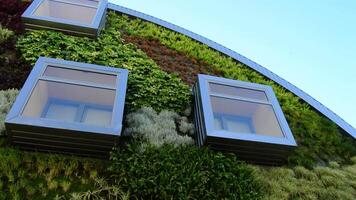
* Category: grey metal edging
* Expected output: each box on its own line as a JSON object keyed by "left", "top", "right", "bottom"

{"left": 107, "top": 3, "right": 356, "bottom": 139}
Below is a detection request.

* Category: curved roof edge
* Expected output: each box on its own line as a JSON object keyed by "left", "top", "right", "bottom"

{"left": 107, "top": 3, "right": 356, "bottom": 139}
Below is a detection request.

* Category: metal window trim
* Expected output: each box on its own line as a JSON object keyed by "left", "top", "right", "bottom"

{"left": 5, "top": 57, "right": 128, "bottom": 137}
{"left": 198, "top": 74, "right": 297, "bottom": 147}
{"left": 107, "top": 3, "right": 356, "bottom": 139}
{"left": 22, "top": 0, "right": 108, "bottom": 29}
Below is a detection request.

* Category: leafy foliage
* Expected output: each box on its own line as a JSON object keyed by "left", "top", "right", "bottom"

{"left": 109, "top": 143, "right": 263, "bottom": 200}
{"left": 0, "top": 0, "right": 30, "bottom": 34}
{"left": 112, "top": 12, "right": 356, "bottom": 167}
{"left": 0, "top": 25, "right": 14, "bottom": 44}
{"left": 67, "top": 178, "right": 130, "bottom": 200}
{"left": 123, "top": 34, "right": 221, "bottom": 85}
{"left": 125, "top": 107, "right": 194, "bottom": 148}
{"left": 0, "top": 89, "right": 18, "bottom": 135}
{"left": 16, "top": 13, "right": 191, "bottom": 113}
{"left": 255, "top": 158, "right": 356, "bottom": 200}
{"left": 0, "top": 143, "right": 109, "bottom": 199}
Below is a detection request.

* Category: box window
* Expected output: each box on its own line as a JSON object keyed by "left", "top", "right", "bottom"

{"left": 5, "top": 57, "right": 128, "bottom": 156}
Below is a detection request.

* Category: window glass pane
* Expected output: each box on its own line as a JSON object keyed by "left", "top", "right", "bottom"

{"left": 209, "top": 83, "right": 268, "bottom": 101}
{"left": 225, "top": 117, "right": 253, "bottom": 133}
{"left": 44, "top": 102, "right": 78, "bottom": 122}
{"left": 214, "top": 117, "right": 223, "bottom": 130}
{"left": 33, "top": 0, "right": 98, "bottom": 24}
{"left": 66, "top": 0, "right": 99, "bottom": 7}
{"left": 82, "top": 107, "right": 112, "bottom": 127}
{"left": 22, "top": 80, "right": 115, "bottom": 127}
{"left": 43, "top": 66, "right": 116, "bottom": 87}
{"left": 210, "top": 96, "right": 284, "bottom": 137}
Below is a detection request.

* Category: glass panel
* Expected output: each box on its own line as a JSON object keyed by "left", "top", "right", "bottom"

{"left": 82, "top": 107, "right": 112, "bottom": 127}
{"left": 66, "top": 0, "right": 99, "bottom": 7}
{"left": 22, "top": 80, "right": 115, "bottom": 127}
{"left": 225, "top": 117, "right": 253, "bottom": 133}
{"left": 214, "top": 117, "right": 223, "bottom": 130}
{"left": 209, "top": 83, "right": 268, "bottom": 101}
{"left": 43, "top": 66, "right": 116, "bottom": 87}
{"left": 44, "top": 101, "right": 78, "bottom": 122}
{"left": 210, "top": 96, "right": 284, "bottom": 137}
{"left": 33, "top": 0, "right": 98, "bottom": 24}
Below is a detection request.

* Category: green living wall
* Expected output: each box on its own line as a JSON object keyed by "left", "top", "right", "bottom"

{"left": 0, "top": 3, "right": 354, "bottom": 198}
{"left": 104, "top": 12, "right": 356, "bottom": 167}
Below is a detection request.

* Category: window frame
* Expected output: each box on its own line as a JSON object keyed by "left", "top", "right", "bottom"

{"left": 6, "top": 57, "right": 128, "bottom": 136}
{"left": 198, "top": 74, "right": 297, "bottom": 146}
{"left": 22, "top": 0, "right": 108, "bottom": 37}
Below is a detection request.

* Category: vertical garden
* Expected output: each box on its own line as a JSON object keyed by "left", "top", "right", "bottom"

{"left": 0, "top": 1, "right": 355, "bottom": 199}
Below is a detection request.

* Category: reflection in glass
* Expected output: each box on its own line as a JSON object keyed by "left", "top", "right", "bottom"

{"left": 210, "top": 96, "right": 284, "bottom": 137}
{"left": 209, "top": 83, "right": 268, "bottom": 101}
{"left": 22, "top": 80, "right": 115, "bottom": 127}
{"left": 44, "top": 101, "right": 78, "bottom": 122}
{"left": 83, "top": 107, "right": 112, "bottom": 127}
{"left": 44, "top": 66, "right": 116, "bottom": 87}
{"left": 33, "top": 0, "right": 98, "bottom": 24}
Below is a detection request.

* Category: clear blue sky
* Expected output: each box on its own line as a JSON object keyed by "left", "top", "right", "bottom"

{"left": 110, "top": 0, "right": 356, "bottom": 129}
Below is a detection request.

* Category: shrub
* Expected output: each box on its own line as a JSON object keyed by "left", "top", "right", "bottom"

{"left": 109, "top": 143, "right": 263, "bottom": 200}
{"left": 0, "top": 0, "right": 30, "bottom": 34}
{"left": 0, "top": 25, "right": 14, "bottom": 44}
{"left": 68, "top": 178, "right": 130, "bottom": 200}
{"left": 112, "top": 12, "right": 356, "bottom": 167}
{"left": 124, "top": 107, "right": 194, "bottom": 148}
{"left": 0, "top": 54, "right": 32, "bottom": 90}
{"left": 16, "top": 14, "right": 191, "bottom": 114}
{"left": 0, "top": 89, "right": 18, "bottom": 135}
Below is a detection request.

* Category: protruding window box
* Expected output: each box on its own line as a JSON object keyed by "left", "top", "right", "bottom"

{"left": 22, "top": 0, "right": 108, "bottom": 38}
{"left": 5, "top": 57, "right": 128, "bottom": 157}
{"left": 193, "top": 74, "right": 297, "bottom": 165}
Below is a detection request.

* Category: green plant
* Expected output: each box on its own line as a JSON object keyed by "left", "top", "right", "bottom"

{"left": 16, "top": 14, "right": 191, "bottom": 114}
{"left": 0, "top": 25, "right": 14, "bottom": 44}
{"left": 0, "top": 144, "right": 109, "bottom": 199}
{"left": 112, "top": 12, "right": 356, "bottom": 167}
{"left": 109, "top": 143, "right": 263, "bottom": 200}
{"left": 0, "top": 0, "right": 30, "bottom": 34}
{"left": 69, "top": 178, "right": 130, "bottom": 200}
{"left": 254, "top": 158, "right": 356, "bottom": 200}
{"left": 0, "top": 89, "right": 18, "bottom": 135}
{"left": 124, "top": 107, "right": 194, "bottom": 148}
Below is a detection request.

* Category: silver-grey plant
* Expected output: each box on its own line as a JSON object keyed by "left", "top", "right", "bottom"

{"left": 0, "top": 89, "right": 19, "bottom": 135}
{"left": 124, "top": 107, "right": 194, "bottom": 148}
